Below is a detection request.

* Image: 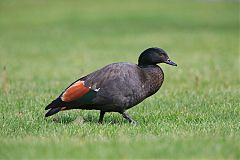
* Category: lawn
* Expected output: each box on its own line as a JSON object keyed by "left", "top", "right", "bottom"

{"left": 0, "top": 0, "right": 239, "bottom": 159}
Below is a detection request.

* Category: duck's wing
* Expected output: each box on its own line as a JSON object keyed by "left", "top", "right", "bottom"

{"left": 61, "top": 80, "right": 99, "bottom": 103}
{"left": 45, "top": 80, "right": 99, "bottom": 117}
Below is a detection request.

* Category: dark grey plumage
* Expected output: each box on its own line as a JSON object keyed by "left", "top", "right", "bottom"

{"left": 45, "top": 47, "right": 177, "bottom": 123}
{"left": 82, "top": 62, "right": 164, "bottom": 111}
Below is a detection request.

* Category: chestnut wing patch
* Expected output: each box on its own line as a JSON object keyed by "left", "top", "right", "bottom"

{"left": 61, "top": 81, "right": 91, "bottom": 102}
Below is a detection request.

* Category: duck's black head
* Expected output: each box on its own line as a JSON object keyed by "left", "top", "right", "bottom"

{"left": 138, "top": 47, "right": 177, "bottom": 67}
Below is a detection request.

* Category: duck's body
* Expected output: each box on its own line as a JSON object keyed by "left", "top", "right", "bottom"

{"left": 45, "top": 48, "right": 176, "bottom": 123}
{"left": 78, "top": 62, "right": 163, "bottom": 112}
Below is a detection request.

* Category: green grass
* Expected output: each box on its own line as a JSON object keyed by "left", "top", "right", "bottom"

{"left": 0, "top": 0, "right": 239, "bottom": 159}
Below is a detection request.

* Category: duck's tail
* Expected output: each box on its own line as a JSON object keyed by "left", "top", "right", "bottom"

{"left": 45, "top": 107, "right": 61, "bottom": 117}
{"left": 45, "top": 98, "right": 66, "bottom": 117}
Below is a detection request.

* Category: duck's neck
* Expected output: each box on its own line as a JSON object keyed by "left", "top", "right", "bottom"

{"left": 139, "top": 64, "right": 164, "bottom": 96}
{"left": 138, "top": 64, "right": 158, "bottom": 68}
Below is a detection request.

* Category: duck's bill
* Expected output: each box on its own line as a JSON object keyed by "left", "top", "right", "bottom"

{"left": 165, "top": 59, "right": 177, "bottom": 66}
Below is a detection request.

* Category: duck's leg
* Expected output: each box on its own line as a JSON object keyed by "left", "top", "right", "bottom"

{"left": 98, "top": 110, "right": 105, "bottom": 123}
{"left": 122, "top": 111, "right": 137, "bottom": 124}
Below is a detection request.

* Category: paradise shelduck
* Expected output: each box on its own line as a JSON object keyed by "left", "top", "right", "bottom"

{"left": 45, "top": 47, "right": 177, "bottom": 124}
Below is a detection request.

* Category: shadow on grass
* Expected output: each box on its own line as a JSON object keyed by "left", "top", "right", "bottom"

{"left": 50, "top": 114, "right": 125, "bottom": 125}
{"left": 52, "top": 116, "right": 77, "bottom": 124}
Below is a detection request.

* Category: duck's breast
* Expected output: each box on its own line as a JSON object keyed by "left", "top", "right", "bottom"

{"left": 142, "top": 65, "right": 164, "bottom": 97}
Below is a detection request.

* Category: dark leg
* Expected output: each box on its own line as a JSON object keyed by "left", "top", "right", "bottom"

{"left": 122, "top": 111, "right": 137, "bottom": 124}
{"left": 98, "top": 110, "right": 105, "bottom": 123}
